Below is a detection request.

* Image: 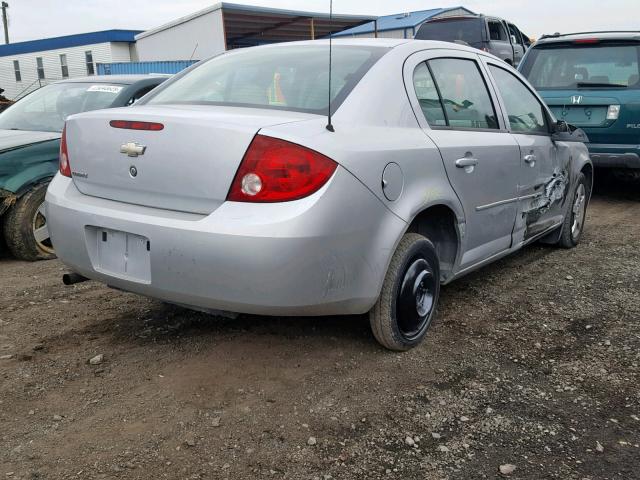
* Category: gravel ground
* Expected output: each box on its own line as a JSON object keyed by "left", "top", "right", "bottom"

{"left": 1, "top": 177, "right": 639, "bottom": 480}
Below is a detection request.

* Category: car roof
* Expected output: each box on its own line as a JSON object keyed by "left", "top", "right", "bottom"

{"left": 537, "top": 31, "right": 640, "bottom": 44}
{"left": 53, "top": 74, "right": 171, "bottom": 85}
{"left": 246, "top": 38, "right": 488, "bottom": 55}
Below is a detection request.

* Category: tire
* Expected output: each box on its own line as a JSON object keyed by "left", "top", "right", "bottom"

{"left": 370, "top": 233, "right": 441, "bottom": 351}
{"left": 557, "top": 173, "right": 589, "bottom": 249}
{"left": 3, "top": 182, "right": 56, "bottom": 261}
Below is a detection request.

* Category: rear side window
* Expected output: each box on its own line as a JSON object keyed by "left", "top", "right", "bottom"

{"left": 415, "top": 18, "right": 485, "bottom": 47}
{"left": 489, "top": 21, "right": 508, "bottom": 42}
{"left": 413, "top": 63, "right": 447, "bottom": 126}
{"left": 145, "top": 45, "right": 387, "bottom": 115}
{"left": 489, "top": 66, "right": 548, "bottom": 134}
{"left": 521, "top": 43, "right": 640, "bottom": 90}
{"left": 417, "top": 58, "right": 499, "bottom": 130}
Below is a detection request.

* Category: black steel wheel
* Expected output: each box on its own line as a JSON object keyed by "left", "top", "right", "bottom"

{"left": 370, "top": 233, "right": 440, "bottom": 351}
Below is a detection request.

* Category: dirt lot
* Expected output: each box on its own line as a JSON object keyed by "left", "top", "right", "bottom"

{"left": 1, "top": 177, "right": 639, "bottom": 480}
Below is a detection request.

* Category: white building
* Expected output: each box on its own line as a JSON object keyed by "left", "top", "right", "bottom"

{"left": 135, "top": 2, "right": 376, "bottom": 62}
{"left": 334, "top": 6, "right": 475, "bottom": 40}
{"left": 0, "top": 30, "right": 140, "bottom": 100}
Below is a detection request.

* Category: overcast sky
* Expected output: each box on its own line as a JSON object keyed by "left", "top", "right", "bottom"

{"left": 6, "top": 0, "right": 639, "bottom": 43}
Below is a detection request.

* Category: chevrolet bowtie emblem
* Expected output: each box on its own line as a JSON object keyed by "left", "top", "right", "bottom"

{"left": 120, "top": 142, "right": 146, "bottom": 157}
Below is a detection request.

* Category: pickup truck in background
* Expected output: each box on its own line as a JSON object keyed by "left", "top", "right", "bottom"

{"left": 416, "top": 14, "right": 531, "bottom": 66}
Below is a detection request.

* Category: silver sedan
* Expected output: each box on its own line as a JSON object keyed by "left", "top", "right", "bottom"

{"left": 46, "top": 39, "right": 592, "bottom": 350}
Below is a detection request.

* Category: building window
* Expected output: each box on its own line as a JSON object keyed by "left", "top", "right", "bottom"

{"left": 85, "top": 51, "right": 94, "bottom": 75}
{"left": 60, "top": 54, "right": 69, "bottom": 78}
{"left": 13, "top": 60, "right": 21, "bottom": 82}
{"left": 36, "top": 57, "right": 45, "bottom": 80}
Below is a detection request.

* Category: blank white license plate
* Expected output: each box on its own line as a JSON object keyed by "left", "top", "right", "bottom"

{"left": 95, "top": 228, "right": 151, "bottom": 283}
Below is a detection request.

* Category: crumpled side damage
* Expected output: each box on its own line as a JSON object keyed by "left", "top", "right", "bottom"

{"left": 523, "top": 168, "right": 569, "bottom": 226}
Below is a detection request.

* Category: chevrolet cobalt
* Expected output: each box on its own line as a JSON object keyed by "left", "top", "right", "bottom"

{"left": 46, "top": 40, "right": 592, "bottom": 350}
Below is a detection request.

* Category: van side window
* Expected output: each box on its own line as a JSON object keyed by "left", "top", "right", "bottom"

{"left": 489, "top": 21, "right": 508, "bottom": 42}
{"left": 427, "top": 58, "right": 499, "bottom": 130}
{"left": 412, "top": 63, "right": 447, "bottom": 127}
{"left": 489, "top": 66, "right": 548, "bottom": 134}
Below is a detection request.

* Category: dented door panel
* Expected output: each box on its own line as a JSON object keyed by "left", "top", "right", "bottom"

{"left": 512, "top": 134, "right": 568, "bottom": 242}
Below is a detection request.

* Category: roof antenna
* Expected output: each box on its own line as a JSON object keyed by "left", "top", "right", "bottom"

{"left": 326, "top": 0, "right": 335, "bottom": 132}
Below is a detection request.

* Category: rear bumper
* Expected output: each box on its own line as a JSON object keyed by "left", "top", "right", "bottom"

{"left": 587, "top": 144, "right": 640, "bottom": 169}
{"left": 45, "top": 170, "right": 405, "bottom": 316}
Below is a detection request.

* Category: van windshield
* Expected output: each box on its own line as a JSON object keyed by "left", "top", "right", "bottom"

{"left": 145, "top": 45, "right": 388, "bottom": 115}
{"left": 416, "top": 18, "right": 484, "bottom": 47}
{"left": 521, "top": 43, "right": 640, "bottom": 90}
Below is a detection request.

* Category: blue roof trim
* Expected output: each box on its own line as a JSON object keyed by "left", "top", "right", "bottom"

{"left": 334, "top": 6, "right": 474, "bottom": 36}
{"left": 0, "top": 30, "right": 142, "bottom": 57}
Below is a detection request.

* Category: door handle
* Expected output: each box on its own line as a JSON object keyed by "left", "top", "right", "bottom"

{"left": 455, "top": 157, "right": 479, "bottom": 168}
{"left": 524, "top": 154, "right": 536, "bottom": 165}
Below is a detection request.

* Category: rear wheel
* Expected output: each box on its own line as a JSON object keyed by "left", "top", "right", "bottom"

{"left": 3, "top": 183, "right": 55, "bottom": 261}
{"left": 370, "top": 233, "right": 440, "bottom": 351}
{"left": 557, "top": 173, "right": 589, "bottom": 249}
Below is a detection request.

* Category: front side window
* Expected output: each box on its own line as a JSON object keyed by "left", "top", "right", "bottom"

{"left": 424, "top": 58, "right": 499, "bottom": 130}
{"left": 145, "top": 45, "right": 388, "bottom": 115}
{"left": 85, "top": 51, "right": 95, "bottom": 75}
{"left": 508, "top": 24, "right": 522, "bottom": 45}
{"left": 36, "top": 57, "right": 45, "bottom": 80}
{"left": 60, "top": 54, "right": 69, "bottom": 78}
{"left": 490, "top": 66, "right": 548, "bottom": 134}
{"left": 13, "top": 60, "right": 21, "bottom": 82}
{"left": 489, "top": 21, "right": 507, "bottom": 42}
{"left": 521, "top": 43, "right": 640, "bottom": 90}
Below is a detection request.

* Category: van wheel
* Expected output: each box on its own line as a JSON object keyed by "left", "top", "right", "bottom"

{"left": 3, "top": 183, "right": 55, "bottom": 261}
{"left": 370, "top": 233, "right": 440, "bottom": 351}
{"left": 557, "top": 173, "right": 589, "bottom": 249}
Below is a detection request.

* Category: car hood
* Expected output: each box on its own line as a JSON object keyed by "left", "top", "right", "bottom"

{"left": 0, "top": 129, "right": 61, "bottom": 153}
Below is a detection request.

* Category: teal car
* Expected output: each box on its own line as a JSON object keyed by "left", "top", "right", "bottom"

{"left": 0, "top": 75, "right": 167, "bottom": 261}
{"left": 519, "top": 31, "right": 640, "bottom": 179}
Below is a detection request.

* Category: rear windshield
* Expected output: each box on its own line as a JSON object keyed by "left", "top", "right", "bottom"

{"left": 144, "top": 45, "right": 387, "bottom": 115}
{"left": 521, "top": 43, "right": 640, "bottom": 90}
{"left": 415, "top": 18, "right": 484, "bottom": 47}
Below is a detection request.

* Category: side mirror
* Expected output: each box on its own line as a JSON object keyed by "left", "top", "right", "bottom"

{"left": 551, "top": 121, "right": 589, "bottom": 142}
{"left": 511, "top": 35, "right": 518, "bottom": 45}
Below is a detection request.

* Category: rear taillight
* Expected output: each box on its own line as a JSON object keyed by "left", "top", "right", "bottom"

{"left": 227, "top": 135, "right": 337, "bottom": 203}
{"left": 574, "top": 38, "right": 599, "bottom": 44}
{"left": 59, "top": 124, "right": 71, "bottom": 178}
{"left": 607, "top": 105, "right": 621, "bottom": 120}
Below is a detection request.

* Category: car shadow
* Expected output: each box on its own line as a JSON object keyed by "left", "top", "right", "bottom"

{"left": 592, "top": 168, "right": 640, "bottom": 202}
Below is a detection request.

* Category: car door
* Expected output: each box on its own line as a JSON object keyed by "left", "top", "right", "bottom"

{"left": 484, "top": 61, "right": 567, "bottom": 243}
{"left": 507, "top": 23, "right": 525, "bottom": 65}
{"left": 404, "top": 50, "right": 521, "bottom": 269}
{"left": 487, "top": 19, "right": 515, "bottom": 64}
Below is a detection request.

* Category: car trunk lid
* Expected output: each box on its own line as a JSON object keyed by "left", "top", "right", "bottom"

{"left": 64, "top": 105, "right": 317, "bottom": 214}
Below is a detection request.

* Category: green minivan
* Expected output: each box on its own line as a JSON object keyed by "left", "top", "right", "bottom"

{"left": 519, "top": 31, "right": 640, "bottom": 179}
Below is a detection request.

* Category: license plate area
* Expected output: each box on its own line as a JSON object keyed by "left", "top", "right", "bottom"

{"left": 87, "top": 227, "right": 151, "bottom": 283}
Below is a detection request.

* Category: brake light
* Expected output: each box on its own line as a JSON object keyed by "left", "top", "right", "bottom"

{"left": 109, "top": 120, "right": 164, "bottom": 131}
{"left": 59, "top": 124, "right": 71, "bottom": 177}
{"left": 227, "top": 135, "right": 337, "bottom": 203}
{"left": 574, "top": 38, "right": 599, "bottom": 44}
